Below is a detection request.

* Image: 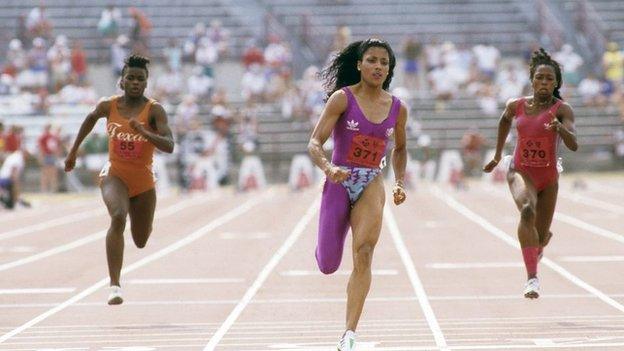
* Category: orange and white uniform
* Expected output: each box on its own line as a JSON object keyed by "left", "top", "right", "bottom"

{"left": 100, "top": 96, "right": 156, "bottom": 197}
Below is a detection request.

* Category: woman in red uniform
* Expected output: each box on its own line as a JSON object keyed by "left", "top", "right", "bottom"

{"left": 64, "top": 55, "right": 174, "bottom": 304}
{"left": 484, "top": 48, "right": 577, "bottom": 299}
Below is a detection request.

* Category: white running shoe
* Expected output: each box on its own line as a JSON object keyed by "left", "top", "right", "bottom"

{"left": 524, "top": 277, "right": 540, "bottom": 299}
{"left": 337, "top": 330, "right": 356, "bottom": 351}
{"left": 107, "top": 285, "right": 123, "bottom": 305}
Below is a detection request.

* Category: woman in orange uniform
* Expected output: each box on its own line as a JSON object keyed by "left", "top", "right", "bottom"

{"left": 64, "top": 55, "right": 174, "bottom": 305}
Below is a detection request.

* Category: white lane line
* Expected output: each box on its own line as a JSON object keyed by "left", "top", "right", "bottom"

{"left": 426, "top": 262, "right": 523, "bottom": 269}
{"left": 0, "top": 246, "right": 36, "bottom": 253}
{"left": 7, "top": 293, "right": 624, "bottom": 309}
{"left": 127, "top": 278, "right": 244, "bottom": 284}
{"left": 555, "top": 212, "right": 624, "bottom": 245}
{"left": 560, "top": 256, "right": 624, "bottom": 262}
{"left": 561, "top": 192, "right": 624, "bottom": 214}
{"left": 0, "top": 208, "right": 104, "bottom": 241}
{"left": 280, "top": 269, "right": 398, "bottom": 276}
{"left": 384, "top": 205, "right": 448, "bottom": 350}
{"left": 432, "top": 187, "right": 624, "bottom": 314}
{"left": 203, "top": 198, "right": 319, "bottom": 350}
{"left": 0, "top": 198, "right": 95, "bottom": 224}
{"left": 212, "top": 342, "right": 624, "bottom": 350}
{"left": 483, "top": 184, "right": 624, "bottom": 245}
{"left": 0, "top": 288, "right": 75, "bottom": 295}
{"left": 0, "top": 194, "right": 268, "bottom": 344}
{"left": 0, "top": 195, "right": 217, "bottom": 272}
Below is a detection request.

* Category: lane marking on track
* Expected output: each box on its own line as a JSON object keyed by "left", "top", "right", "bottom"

{"left": 127, "top": 278, "right": 244, "bottom": 284}
{"left": 426, "top": 262, "right": 523, "bottom": 269}
{"left": 203, "top": 198, "right": 319, "bottom": 351}
{"left": 0, "top": 288, "right": 75, "bottom": 295}
{"left": 432, "top": 186, "right": 624, "bottom": 314}
{"left": 555, "top": 212, "right": 624, "bottom": 245}
{"left": 0, "top": 247, "right": 36, "bottom": 253}
{"left": 0, "top": 194, "right": 218, "bottom": 273}
{"left": 280, "top": 269, "right": 398, "bottom": 276}
{"left": 0, "top": 208, "right": 105, "bottom": 241}
{"left": 384, "top": 205, "right": 448, "bottom": 350}
{"left": 483, "top": 184, "right": 624, "bottom": 245}
{"left": 7, "top": 293, "right": 624, "bottom": 309}
{"left": 560, "top": 192, "right": 624, "bottom": 215}
{"left": 0, "top": 198, "right": 95, "bottom": 224}
{"left": 0, "top": 193, "right": 270, "bottom": 344}
{"left": 559, "top": 256, "right": 624, "bottom": 262}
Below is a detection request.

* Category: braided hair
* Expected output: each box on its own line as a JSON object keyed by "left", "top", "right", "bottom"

{"left": 529, "top": 47, "right": 563, "bottom": 100}
{"left": 121, "top": 54, "right": 150, "bottom": 77}
{"left": 320, "top": 38, "right": 396, "bottom": 101}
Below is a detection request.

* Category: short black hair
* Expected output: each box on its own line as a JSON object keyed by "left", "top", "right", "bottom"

{"left": 121, "top": 54, "right": 150, "bottom": 77}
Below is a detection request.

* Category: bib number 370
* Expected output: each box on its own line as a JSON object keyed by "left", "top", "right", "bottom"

{"left": 519, "top": 137, "right": 551, "bottom": 167}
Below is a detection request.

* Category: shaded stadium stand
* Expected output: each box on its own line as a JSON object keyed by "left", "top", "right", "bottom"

{"left": 260, "top": 0, "right": 537, "bottom": 61}
{"left": 0, "top": 0, "right": 254, "bottom": 60}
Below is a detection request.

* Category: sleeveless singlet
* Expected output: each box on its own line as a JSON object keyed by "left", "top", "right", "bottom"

{"left": 512, "top": 97, "right": 562, "bottom": 191}
{"left": 107, "top": 96, "right": 156, "bottom": 169}
{"left": 332, "top": 87, "right": 400, "bottom": 169}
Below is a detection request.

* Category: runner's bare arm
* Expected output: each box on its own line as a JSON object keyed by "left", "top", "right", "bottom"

{"left": 308, "top": 90, "right": 350, "bottom": 182}
{"left": 547, "top": 103, "right": 577, "bottom": 151}
{"left": 392, "top": 102, "right": 408, "bottom": 205}
{"left": 391, "top": 102, "right": 408, "bottom": 184}
{"left": 65, "top": 98, "right": 111, "bottom": 171}
{"left": 132, "top": 103, "right": 174, "bottom": 153}
{"left": 484, "top": 98, "right": 516, "bottom": 173}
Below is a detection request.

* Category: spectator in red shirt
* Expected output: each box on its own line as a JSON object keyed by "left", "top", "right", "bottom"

{"left": 71, "top": 40, "right": 88, "bottom": 84}
{"left": 38, "top": 124, "right": 61, "bottom": 192}
{"left": 242, "top": 41, "right": 264, "bottom": 68}
{"left": 5, "top": 125, "right": 23, "bottom": 153}
{"left": 0, "top": 121, "right": 6, "bottom": 161}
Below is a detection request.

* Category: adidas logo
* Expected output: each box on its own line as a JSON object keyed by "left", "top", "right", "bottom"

{"left": 386, "top": 128, "right": 394, "bottom": 137}
{"left": 346, "top": 119, "right": 359, "bottom": 131}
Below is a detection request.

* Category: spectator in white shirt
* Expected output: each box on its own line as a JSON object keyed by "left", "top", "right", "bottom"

{"left": 554, "top": 44, "right": 584, "bottom": 86}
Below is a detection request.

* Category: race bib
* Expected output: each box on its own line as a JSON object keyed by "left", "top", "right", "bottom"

{"left": 113, "top": 139, "right": 143, "bottom": 159}
{"left": 519, "top": 137, "right": 551, "bottom": 167}
{"left": 347, "top": 134, "right": 386, "bottom": 168}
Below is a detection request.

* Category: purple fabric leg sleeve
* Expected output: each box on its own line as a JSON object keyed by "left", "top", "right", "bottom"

{"left": 315, "top": 180, "right": 351, "bottom": 274}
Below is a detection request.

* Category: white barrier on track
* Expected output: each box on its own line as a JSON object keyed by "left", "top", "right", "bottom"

{"left": 238, "top": 155, "right": 266, "bottom": 191}
{"left": 422, "top": 159, "right": 437, "bottom": 182}
{"left": 386, "top": 155, "right": 420, "bottom": 189}
{"left": 436, "top": 150, "right": 463, "bottom": 183}
{"left": 288, "top": 154, "right": 314, "bottom": 190}
{"left": 482, "top": 149, "right": 509, "bottom": 183}
{"left": 153, "top": 154, "right": 171, "bottom": 196}
{"left": 190, "top": 156, "right": 219, "bottom": 191}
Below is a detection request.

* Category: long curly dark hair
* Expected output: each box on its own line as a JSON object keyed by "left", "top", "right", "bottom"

{"left": 320, "top": 38, "right": 396, "bottom": 101}
{"left": 529, "top": 47, "right": 563, "bottom": 100}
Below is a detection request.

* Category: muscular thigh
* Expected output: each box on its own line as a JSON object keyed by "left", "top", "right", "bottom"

{"left": 100, "top": 175, "right": 129, "bottom": 216}
{"left": 507, "top": 168, "right": 537, "bottom": 211}
{"left": 128, "top": 189, "right": 156, "bottom": 235}
{"left": 535, "top": 182, "right": 558, "bottom": 236}
{"left": 350, "top": 176, "right": 385, "bottom": 247}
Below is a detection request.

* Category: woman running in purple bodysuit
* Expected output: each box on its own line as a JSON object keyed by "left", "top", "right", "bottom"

{"left": 308, "top": 38, "right": 408, "bottom": 351}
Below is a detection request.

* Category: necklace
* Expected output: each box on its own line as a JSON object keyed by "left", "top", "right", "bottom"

{"left": 528, "top": 96, "right": 553, "bottom": 108}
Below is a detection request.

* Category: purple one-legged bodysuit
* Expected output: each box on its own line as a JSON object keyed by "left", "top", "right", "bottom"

{"left": 316, "top": 87, "right": 401, "bottom": 274}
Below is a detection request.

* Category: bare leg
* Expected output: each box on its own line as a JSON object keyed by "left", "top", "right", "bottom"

{"left": 346, "top": 176, "right": 385, "bottom": 332}
{"left": 507, "top": 169, "right": 539, "bottom": 279}
{"left": 128, "top": 189, "right": 156, "bottom": 249}
{"left": 100, "top": 176, "right": 129, "bottom": 287}
{"left": 535, "top": 182, "right": 558, "bottom": 249}
{"left": 507, "top": 170, "right": 539, "bottom": 249}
